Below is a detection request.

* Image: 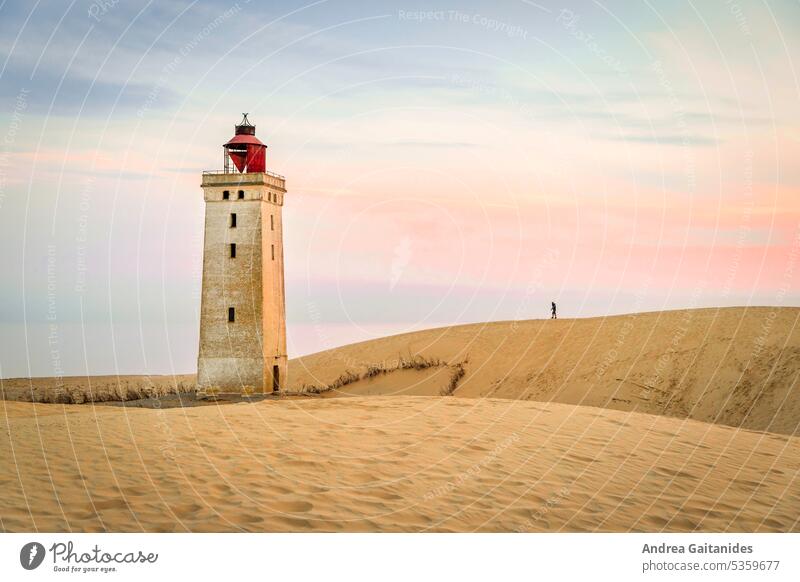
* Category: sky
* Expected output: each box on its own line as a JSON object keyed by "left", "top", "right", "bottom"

{"left": 0, "top": 0, "right": 799, "bottom": 378}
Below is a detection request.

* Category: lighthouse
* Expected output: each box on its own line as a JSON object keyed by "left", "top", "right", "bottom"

{"left": 197, "top": 114, "right": 287, "bottom": 397}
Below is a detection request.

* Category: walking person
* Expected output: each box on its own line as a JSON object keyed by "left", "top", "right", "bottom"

{"left": 551, "top": 301, "right": 557, "bottom": 319}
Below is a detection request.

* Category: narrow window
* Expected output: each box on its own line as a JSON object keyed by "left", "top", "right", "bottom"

{"left": 230, "top": 213, "right": 237, "bottom": 228}
{"left": 238, "top": 190, "right": 244, "bottom": 199}
{"left": 228, "top": 307, "right": 235, "bottom": 322}
{"left": 223, "top": 190, "right": 230, "bottom": 200}
{"left": 271, "top": 244, "right": 275, "bottom": 260}
{"left": 230, "top": 243, "right": 236, "bottom": 258}
{"left": 270, "top": 215, "right": 274, "bottom": 231}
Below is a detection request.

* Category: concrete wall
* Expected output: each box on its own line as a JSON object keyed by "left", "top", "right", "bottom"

{"left": 197, "top": 173, "right": 287, "bottom": 395}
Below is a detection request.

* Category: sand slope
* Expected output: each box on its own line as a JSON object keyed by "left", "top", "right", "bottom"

{"left": 5, "top": 308, "right": 798, "bottom": 435}
{"left": 1, "top": 396, "right": 797, "bottom": 532}
{"left": 289, "top": 307, "right": 800, "bottom": 435}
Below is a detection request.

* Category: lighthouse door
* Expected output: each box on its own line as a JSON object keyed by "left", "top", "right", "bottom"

{"left": 272, "top": 365, "right": 280, "bottom": 392}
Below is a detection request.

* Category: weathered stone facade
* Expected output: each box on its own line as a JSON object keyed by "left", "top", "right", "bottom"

{"left": 197, "top": 172, "right": 287, "bottom": 396}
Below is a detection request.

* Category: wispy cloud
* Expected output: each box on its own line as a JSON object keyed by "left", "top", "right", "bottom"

{"left": 599, "top": 133, "right": 720, "bottom": 146}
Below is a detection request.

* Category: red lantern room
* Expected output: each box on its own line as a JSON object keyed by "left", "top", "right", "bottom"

{"left": 223, "top": 113, "right": 266, "bottom": 173}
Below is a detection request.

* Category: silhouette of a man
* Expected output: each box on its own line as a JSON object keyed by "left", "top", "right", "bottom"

{"left": 551, "top": 301, "right": 557, "bottom": 319}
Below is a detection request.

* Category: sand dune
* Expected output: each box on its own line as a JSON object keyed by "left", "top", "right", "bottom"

{"left": 2, "top": 307, "right": 798, "bottom": 532}
{"left": 1, "top": 396, "right": 798, "bottom": 532}
{"left": 289, "top": 307, "right": 800, "bottom": 435}
{"left": 6, "top": 308, "right": 798, "bottom": 436}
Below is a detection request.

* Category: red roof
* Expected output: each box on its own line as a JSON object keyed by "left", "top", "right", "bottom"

{"left": 224, "top": 134, "right": 265, "bottom": 147}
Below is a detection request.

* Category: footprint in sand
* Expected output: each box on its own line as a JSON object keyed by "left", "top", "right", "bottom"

{"left": 271, "top": 515, "right": 313, "bottom": 529}
{"left": 170, "top": 502, "right": 205, "bottom": 517}
{"left": 565, "top": 453, "right": 596, "bottom": 465}
{"left": 91, "top": 498, "right": 131, "bottom": 511}
{"left": 117, "top": 485, "right": 149, "bottom": 497}
{"left": 264, "top": 484, "right": 294, "bottom": 496}
{"left": 732, "top": 478, "right": 763, "bottom": 491}
{"left": 368, "top": 490, "right": 404, "bottom": 502}
{"left": 653, "top": 467, "right": 697, "bottom": 480}
{"left": 280, "top": 458, "right": 320, "bottom": 469}
{"left": 271, "top": 500, "right": 314, "bottom": 513}
{"left": 207, "top": 482, "right": 234, "bottom": 495}
{"left": 225, "top": 512, "right": 264, "bottom": 525}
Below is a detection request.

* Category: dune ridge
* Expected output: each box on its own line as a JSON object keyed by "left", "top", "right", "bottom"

{"left": 3, "top": 307, "right": 799, "bottom": 435}
{"left": 289, "top": 307, "right": 800, "bottom": 435}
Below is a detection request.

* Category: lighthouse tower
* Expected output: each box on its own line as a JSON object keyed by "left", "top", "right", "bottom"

{"left": 197, "top": 114, "right": 287, "bottom": 397}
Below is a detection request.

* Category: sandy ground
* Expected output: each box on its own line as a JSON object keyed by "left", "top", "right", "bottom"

{"left": 290, "top": 307, "right": 800, "bottom": 435}
{"left": 1, "top": 396, "right": 798, "bottom": 532}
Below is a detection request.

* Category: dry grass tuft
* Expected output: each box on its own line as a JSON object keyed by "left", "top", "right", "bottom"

{"left": 295, "top": 354, "right": 467, "bottom": 396}
{"left": 1, "top": 376, "right": 196, "bottom": 404}
{"left": 440, "top": 363, "right": 466, "bottom": 396}
{"left": 299, "top": 370, "right": 361, "bottom": 394}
